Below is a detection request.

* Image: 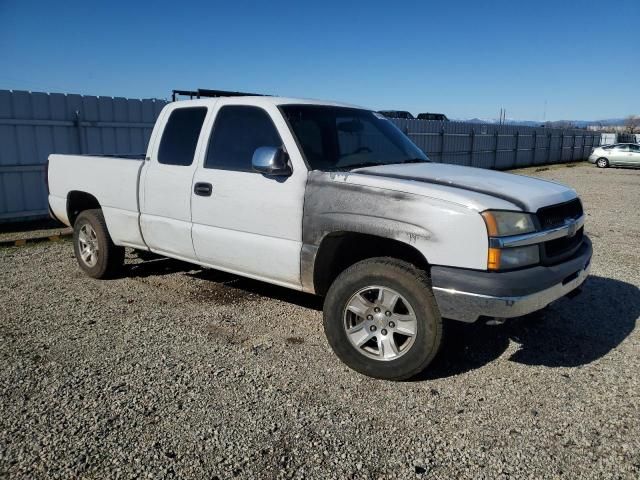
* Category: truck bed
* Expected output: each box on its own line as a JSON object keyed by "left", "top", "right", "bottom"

{"left": 48, "top": 154, "right": 146, "bottom": 248}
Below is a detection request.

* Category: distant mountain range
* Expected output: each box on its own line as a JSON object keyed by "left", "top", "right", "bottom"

{"left": 460, "top": 118, "right": 626, "bottom": 128}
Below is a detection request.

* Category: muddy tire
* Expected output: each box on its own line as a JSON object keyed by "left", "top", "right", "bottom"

{"left": 323, "top": 257, "right": 443, "bottom": 380}
{"left": 73, "top": 209, "right": 124, "bottom": 279}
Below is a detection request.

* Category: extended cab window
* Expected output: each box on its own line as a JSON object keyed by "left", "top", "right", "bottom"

{"left": 158, "top": 107, "right": 207, "bottom": 166}
{"left": 206, "top": 106, "right": 282, "bottom": 171}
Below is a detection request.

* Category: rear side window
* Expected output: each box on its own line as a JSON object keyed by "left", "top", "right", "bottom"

{"left": 158, "top": 107, "right": 207, "bottom": 166}
{"left": 205, "top": 106, "right": 282, "bottom": 171}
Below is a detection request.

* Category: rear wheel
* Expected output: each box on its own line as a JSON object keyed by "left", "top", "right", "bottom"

{"left": 596, "top": 157, "right": 609, "bottom": 168}
{"left": 323, "top": 257, "right": 443, "bottom": 380}
{"left": 73, "top": 209, "right": 124, "bottom": 279}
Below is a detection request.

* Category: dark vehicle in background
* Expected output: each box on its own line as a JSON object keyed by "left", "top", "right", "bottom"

{"left": 378, "top": 110, "right": 414, "bottom": 119}
{"left": 417, "top": 113, "right": 449, "bottom": 121}
{"left": 379, "top": 111, "right": 449, "bottom": 121}
{"left": 589, "top": 143, "right": 640, "bottom": 168}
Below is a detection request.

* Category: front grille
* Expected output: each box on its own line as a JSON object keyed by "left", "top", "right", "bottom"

{"left": 544, "top": 227, "right": 583, "bottom": 259}
{"left": 536, "top": 198, "right": 583, "bottom": 230}
{"left": 536, "top": 198, "right": 585, "bottom": 264}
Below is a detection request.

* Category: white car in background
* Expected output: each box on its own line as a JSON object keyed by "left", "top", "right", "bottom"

{"left": 589, "top": 143, "right": 640, "bottom": 168}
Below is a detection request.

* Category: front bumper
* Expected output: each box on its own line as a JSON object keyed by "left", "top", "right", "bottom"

{"left": 431, "top": 237, "right": 592, "bottom": 322}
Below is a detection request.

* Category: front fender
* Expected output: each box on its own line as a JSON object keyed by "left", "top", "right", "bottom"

{"left": 301, "top": 171, "right": 489, "bottom": 291}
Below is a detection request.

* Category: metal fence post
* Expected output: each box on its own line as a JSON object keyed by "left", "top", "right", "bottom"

{"left": 470, "top": 128, "right": 476, "bottom": 167}
{"left": 493, "top": 130, "right": 499, "bottom": 169}
{"left": 74, "top": 110, "right": 85, "bottom": 155}
{"left": 547, "top": 133, "right": 552, "bottom": 163}
{"left": 514, "top": 130, "right": 520, "bottom": 168}
{"left": 440, "top": 125, "right": 446, "bottom": 163}
{"left": 572, "top": 133, "right": 576, "bottom": 162}
{"left": 532, "top": 131, "right": 537, "bottom": 165}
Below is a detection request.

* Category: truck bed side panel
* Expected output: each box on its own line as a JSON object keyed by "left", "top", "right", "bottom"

{"left": 48, "top": 154, "right": 146, "bottom": 248}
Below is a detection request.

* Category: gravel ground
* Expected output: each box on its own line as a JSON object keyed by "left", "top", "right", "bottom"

{"left": 1, "top": 162, "right": 639, "bottom": 479}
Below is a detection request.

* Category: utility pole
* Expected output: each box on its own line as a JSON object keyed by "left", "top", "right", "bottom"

{"left": 498, "top": 108, "right": 507, "bottom": 125}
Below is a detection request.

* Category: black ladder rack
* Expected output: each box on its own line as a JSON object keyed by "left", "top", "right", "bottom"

{"left": 171, "top": 88, "right": 266, "bottom": 102}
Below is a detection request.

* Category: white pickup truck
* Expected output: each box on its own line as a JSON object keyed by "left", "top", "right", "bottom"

{"left": 48, "top": 96, "right": 591, "bottom": 380}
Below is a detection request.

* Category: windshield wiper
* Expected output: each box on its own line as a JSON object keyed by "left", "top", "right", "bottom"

{"left": 398, "top": 158, "right": 430, "bottom": 164}
{"left": 335, "top": 162, "right": 383, "bottom": 171}
{"left": 331, "top": 158, "right": 429, "bottom": 172}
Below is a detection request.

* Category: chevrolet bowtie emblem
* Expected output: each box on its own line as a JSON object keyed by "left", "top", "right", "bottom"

{"left": 565, "top": 218, "right": 578, "bottom": 237}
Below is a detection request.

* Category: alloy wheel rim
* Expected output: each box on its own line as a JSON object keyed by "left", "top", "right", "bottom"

{"left": 78, "top": 223, "right": 99, "bottom": 267}
{"left": 343, "top": 285, "right": 418, "bottom": 361}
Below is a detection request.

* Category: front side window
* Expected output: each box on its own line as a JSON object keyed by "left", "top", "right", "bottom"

{"left": 614, "top": 145, "right": 629, "bottom": 152}
{"left": 628, "top": 144, "right": 639, "bottom": 152}
{"left": 280, "top": 105, "right": 428, "bottom": 171}
{"left": 158, "top": 107, "right": 207, "bottom": 166}
{"left": 205, "top": 106, "right": 283, "bottom": 171}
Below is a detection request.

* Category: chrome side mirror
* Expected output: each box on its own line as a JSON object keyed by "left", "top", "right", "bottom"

{"left": 252, "top": 146, "right": 292, "bottom": 176}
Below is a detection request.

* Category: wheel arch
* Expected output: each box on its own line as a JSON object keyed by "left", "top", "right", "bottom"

{"left": 67, "top": 191, "right": 101, "bottom": 226}
{"left": 307, "top": 231, "right": 430, "bottom": 296}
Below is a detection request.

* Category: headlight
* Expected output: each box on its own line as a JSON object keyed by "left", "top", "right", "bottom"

{"left": 482, "top": 210, "right": 539, "bottom": 270}
{"left": 487, "top": 245, "right": 540, "bottom": 270}
{"left": 481, "top": 210, "right": 536, "bottom": 237}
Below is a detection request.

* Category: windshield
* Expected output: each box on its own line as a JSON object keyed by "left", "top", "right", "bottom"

{"left": 280, "top": 105, "right": 429, "bottom": 171}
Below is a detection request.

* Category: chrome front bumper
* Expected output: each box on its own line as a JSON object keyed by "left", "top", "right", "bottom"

{"left": 433, "top": 260, "right": 591, "bottom": 323}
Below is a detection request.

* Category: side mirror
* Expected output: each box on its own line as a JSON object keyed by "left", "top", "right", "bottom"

{"left": 252, "top": 146, "right": 292, "bottom": 176}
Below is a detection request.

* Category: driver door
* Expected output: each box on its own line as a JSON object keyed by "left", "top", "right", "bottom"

{"left": 190, "top": 102, "right": 307, "bottom": 289}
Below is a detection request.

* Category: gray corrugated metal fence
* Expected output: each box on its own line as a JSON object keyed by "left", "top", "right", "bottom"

{"left": 600, "top": 133, "right": 617, "bottom": 145}
{"left": 615, "top": 132, "right": 640, "bottom": 144}
{"left": 0, "top": 90, "right": 167, "bottom": 222}
{"left": 0, "top": 89, "right": 600, "bottom": 223}
{"left": 391, "top": 119, "right": 600, "bottom": 170}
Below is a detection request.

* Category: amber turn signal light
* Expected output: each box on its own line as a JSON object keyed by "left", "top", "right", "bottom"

{"left": 487, "top": 248, "right": 501, "bottom": 270}
{"left": 481, "top": 211, "right": 499, "bottom": 237}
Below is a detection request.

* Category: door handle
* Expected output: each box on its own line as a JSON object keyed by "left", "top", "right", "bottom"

{"left": 194, "top": 182, "right": 213, "bottom": 196}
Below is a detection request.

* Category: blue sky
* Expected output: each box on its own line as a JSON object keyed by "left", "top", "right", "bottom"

{"left": 0, "top": 0, "right": 638, "bottom": 121}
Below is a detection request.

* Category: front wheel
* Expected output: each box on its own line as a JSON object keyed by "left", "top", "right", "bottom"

{"left": 73, "top": 209, "right": 124, "bottom": 279}
{"left": 596, "top": 157, "right": 609, "bottom": 168}
{"left": 323, "top": 258, "right": 443, "bottom": 380}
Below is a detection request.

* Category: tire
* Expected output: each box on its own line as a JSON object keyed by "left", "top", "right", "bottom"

{"left": 72, "top": 209, "right": 124, "bottom": 279}
{"left": 323, "top": 257, "right": 443, "bottom": 380}
{"left": 596, "top": 157, "right": 609, "bottom": 168}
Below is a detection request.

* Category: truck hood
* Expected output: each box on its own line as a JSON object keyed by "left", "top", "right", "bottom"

{"left": 352, "top": 163, "right": 578, "bottom": 212}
